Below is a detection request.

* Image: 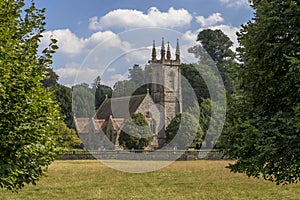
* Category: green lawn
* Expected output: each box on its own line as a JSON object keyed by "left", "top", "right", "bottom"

{"left": 1, "top": 160, "right": 299, "bottom": 200}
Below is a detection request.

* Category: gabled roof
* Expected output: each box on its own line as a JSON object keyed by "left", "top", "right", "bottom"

{"left": 108, "top": 116, "right": 125, "bottom": 132}
{"left": 95, "top": 94, "right": 147, "bottom": 120}
{"left": 93, "top": 119, "right": 107, "bottom": 132}
{"left": 74, "top": 118, "right": 107, "bottom": 134}
{"left": 74, "top": 118, "right": 91, "bottom": 134}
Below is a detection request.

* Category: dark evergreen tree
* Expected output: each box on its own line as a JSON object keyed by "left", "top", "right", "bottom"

{"left": 222, "top": 0, "right": 300, "bottom": 184}
{"left": 92, "top": 76, "right": 112, "bottom": 110}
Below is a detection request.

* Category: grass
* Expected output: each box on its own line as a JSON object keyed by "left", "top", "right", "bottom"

{"left": 0, "top": 160, "right": 299, "bottom": 200}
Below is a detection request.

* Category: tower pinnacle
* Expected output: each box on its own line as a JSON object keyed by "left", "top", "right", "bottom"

{"left": 175, "top": 39, "right": 180, "bottom": 62}
{"left": 152, "top": 40, "right": 156, "bottom": 61}
{"left": 167, "top": 42, "right": 171, "bottom": 61}
{"left": 161, "top": 37, "right": 165, "bottom": 61}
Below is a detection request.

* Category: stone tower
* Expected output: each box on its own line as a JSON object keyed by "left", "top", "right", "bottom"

{"left": 150, "top": 38, "right": 182, "bottom": 146}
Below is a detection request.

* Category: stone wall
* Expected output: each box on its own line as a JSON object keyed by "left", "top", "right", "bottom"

{"left": 58, "top": 150, "right": 227, "bottom": 160}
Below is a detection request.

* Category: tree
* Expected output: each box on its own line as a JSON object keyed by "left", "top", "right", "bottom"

{"left": 41, "top": 67, "right": 74, "bottom": 128}
{"left": 0, "top": 0, "right": 63, "bottom": 191}
{"left": 55, "top": 85, "right": 74, "bottom": 128}
{"left": 129, "top": 64, "right": 145, "bottom": 86}
{"left": 41, "top": 67, "right": 59, "bottom": 88}
{"left": 118, "top": 113, "right": 153, "bottom": 150}
{"left": 196, "top": 98, "right": 225, "bottom": 149}
{"left": 54, "top": 123, "right": 82, "bottom": 150}
{"left": 72, "top": 83, "right": 95, "bottom": 118}
{"left": 181, "top": 63, "right": 209, "bottom": 106}
{"left": 112, "top": 64, "right": 152, "bottom": 98}
{"left": 165, "top": 113, "right": 202, "bottom": 149}
{"left": 112, "top": 80, "right": 138, "bottom": 97}
{"left": 92, "top": 76, "right": 112, "bottom": 110}
{"left": 222, "top": 0, "right": 300, "bottom": 184}
{"left": 188, "top": 29, "right": 237, "bottom": 94}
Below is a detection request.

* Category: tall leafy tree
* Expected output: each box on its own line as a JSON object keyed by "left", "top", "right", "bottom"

{"left": 222, "top": 0, "right": 300, "bottom": 184}
{"left": 0, "top": 0, "right": 63, "bottom": 191}
{"left": 188, "top": 29, "right": 237, "bottom": 93}
{"left": 181, "top": 63, "right": 209, "bottom": 106}
{"left": 42, "top": 67, "right": 74, "bottom": 128}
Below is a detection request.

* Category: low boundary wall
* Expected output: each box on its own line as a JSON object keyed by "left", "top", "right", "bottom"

{"left": 59, "top": 150, "right": 227, "bottom": 160}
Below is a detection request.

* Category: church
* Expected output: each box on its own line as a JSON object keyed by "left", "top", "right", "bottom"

{"left": 74, "top": 38, "right": 182, "bottom": 150}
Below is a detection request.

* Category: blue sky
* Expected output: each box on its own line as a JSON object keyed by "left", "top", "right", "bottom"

{"left": 27, "top": 0, "right": 253, "bottom": 87}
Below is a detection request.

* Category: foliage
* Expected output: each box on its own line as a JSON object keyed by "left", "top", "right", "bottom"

{"left": 198, "top": 99, "right": 225, "bottom": 149}
{"left": 112, "top": 80, "right": 138, "bottom": 97}
{"left": 188, "top": 29, "right": 237, "bottom": 94}
{"left": 222, "top": 0, "right": 300, "bottom": 184}
{"left": 55, "top": 85, "right": 74, "bottom": 128}
{"left": 54, "top": 123, "right": 82, "bottom": 150}
{"left": 0, "top": 0, "right": 63, "bottom": 191}
{"left": 72, "top": 83, "right": 95, "bottom": 118}
{"left": 128, "top": 64, "right": 145, "bottom": 86}
{"left": 113, "top": 64, "right": 152, "bottom": 97}
{"left": 165, "top": 112, "right": 202, "bottom": 149}
{"left": 92, "top": 76, "right": 112, "bottom": 110}
{"left": 41, "top": 67, "right": 59, "bottom": 88}
{"left": 118, "top": 113, "right": 153, "bottom": 149}
{"left": 181, "top": 64, "right": 209, "bottom": 106}
{"left": 41, "top": 67, "right": 74, "bottom": 128}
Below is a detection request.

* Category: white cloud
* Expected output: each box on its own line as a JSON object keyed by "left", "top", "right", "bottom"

{"left": 89, "top": 7, "right": 193, "bottom": 30}
{"left": 123, "top": 48, "right": 151, "bottom": 64}
{"left": 181, "top": 30, "right": 197, "bottom": 44}
{"left": 41, "top": 29, "right": 84, "bottom": 55}
{"left": 88, "top": 16, "right": 99, "bottom": 30}
{"left": 103, "top": 74, "right": 128, "bottom": 87}
{"left": 219, "top": 0, "right": 250, "bottom": 7}
{"left": 196, "top": 13, "right": 224, "bottom": 27}
{"left": 56, "top": 62, "right": 104, "bottom": 86}
{"left": 41, "top": 29, "right": 130, "bottom": 55}
{"left": 56, "top": 62, "right": 81, "bottom": 79}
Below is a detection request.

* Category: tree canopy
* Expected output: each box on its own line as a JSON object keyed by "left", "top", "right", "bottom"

{"left": 222, "top": 0, "right": 300, "bottom": 184}
{"left": 0, "top": 0, "right": 63, "bottom": 191}
{"left": 188, "top": 29, "right": 236, "bottom": 94}
{"left": 165, "top": 112, "right": 202, "bottom": 149}
{"left": 72, "top": 83, "right": 95, "bottom": 118}
{"left": 118, "top": 113, "right": 153, "bottom": 150}
{"left": 113, "top": 64, "right": 152, "bottom": 97}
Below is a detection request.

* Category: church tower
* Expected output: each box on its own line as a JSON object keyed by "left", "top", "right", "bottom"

{"left": 150, "top": 38, "right": 182, "bottom": 146}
